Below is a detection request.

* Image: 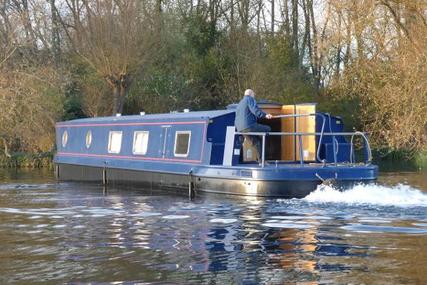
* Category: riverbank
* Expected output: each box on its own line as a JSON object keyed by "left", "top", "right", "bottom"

{"left": 415, "top": 152, "right": 427, "bottom": 171}
{"left": 373, "top": 150, "right": 427, "bottom": 172}
{"left": 0, "top": 152, "right": 53, "bottom": 168}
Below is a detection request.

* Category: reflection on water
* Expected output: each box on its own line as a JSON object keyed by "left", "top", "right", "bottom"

{"left": 0, "top": 169, "right": 426, "bottom": 284}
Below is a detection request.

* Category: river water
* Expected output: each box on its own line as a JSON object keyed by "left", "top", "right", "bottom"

{"left": 0, "top": 169, "right": 426, "bottom": 284}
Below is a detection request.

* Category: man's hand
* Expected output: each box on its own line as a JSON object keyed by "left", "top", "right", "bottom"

{"left": 266, "top": 114, "right": 273, "bottom": 119}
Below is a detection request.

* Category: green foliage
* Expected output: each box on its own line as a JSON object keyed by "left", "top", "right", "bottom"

{"left": 0, "top": 65, "right": 65, "bottom": 154}
{"left": 62, "top": 81, "right": 86, "bottom": 121}
{"left": 267, "top": 37, "right": 299, "bottom": 69}
{"left": 0, "top": 152, "right": 53, "bottom": 168}
{"left": 122, "top": 11, "right": 319, "bottom": 121}
{"left": 126, "top": 67, "right": 191, "bottom": 114}
{"left": 371, "top": 149, "right": 427, "bottom": 172}
{"left": 241, "top": 36, "right": 317, "bottom": 104}
{"left": 317, "top": 94, "right": 362, "bottom": 131}
{"left": 125, "top": 12, "right": 231, "bottom": 113}
{"left": 415, "top": 152, "right": 427, "bottom": 171}
{"left": 69, "top": 57, "right": 111, "bottom": 117}
{"left": 183, "top": 13, "right": 220, "bottom": 56}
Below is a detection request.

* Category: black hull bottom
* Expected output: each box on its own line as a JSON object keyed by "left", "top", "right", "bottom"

{"left": 56, "top": 163, "right": 360, "bottom": 198}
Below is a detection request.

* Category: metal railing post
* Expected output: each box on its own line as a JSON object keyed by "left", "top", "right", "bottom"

{"left": 353, "top": 142, "right": 356, "bottom": 163}
{"left": 261, "top": 134, "right": 266, "bottom": 168}
{"left": 298, "top": 135, "right": 304, "bottom": 165}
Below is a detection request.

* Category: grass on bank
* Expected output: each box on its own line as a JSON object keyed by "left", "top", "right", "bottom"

{"left": 0, "top": 152, "right": 53, "bottom": 168}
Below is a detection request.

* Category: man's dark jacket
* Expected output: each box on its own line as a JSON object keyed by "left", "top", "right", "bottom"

{"left": 234, "top": 95, "right": 266, "bottom": 131}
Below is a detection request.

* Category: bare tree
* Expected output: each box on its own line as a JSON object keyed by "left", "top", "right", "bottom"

{"left": 322, "top": 0, "right": 427, "bottom": 153}
{"left": 63, "top": 0, "right": 148, "bottom": 115}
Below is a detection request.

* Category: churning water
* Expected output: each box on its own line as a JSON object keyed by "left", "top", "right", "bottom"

{"left": 0, "top": 169, "right": 426, "bottom": 284}
{"left": 304, "top": 183, "right": 427, "bottom": 207}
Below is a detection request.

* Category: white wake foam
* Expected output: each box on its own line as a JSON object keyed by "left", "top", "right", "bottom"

{"left": 303, "top": 183, "right": 427, "bottom": 207}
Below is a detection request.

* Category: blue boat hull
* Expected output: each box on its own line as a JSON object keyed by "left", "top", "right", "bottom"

{"left": 56, "top": 163, "right": 377, "bottom": 198}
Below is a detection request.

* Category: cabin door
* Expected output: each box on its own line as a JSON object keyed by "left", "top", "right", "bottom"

{"left": 160, "top": 125, "right": 171, "bottom": 158}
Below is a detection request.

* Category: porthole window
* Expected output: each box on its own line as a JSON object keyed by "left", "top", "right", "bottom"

{"left": 62, "top": 130, "right": 68, "bottom": 147}
{"left": 108, "top": 131, "right": 123, "bottom": 154}
{"left": 85, "top": 130, "right": 92, "bottom": 149}
{"left": 174, "top": 131, "right": 191, "bottom": 157}
{"left": 133, "top": 131, "right": 149, "bottom": 155}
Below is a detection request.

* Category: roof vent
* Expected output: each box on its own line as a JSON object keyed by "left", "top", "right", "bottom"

{"left": 183, "top": 108, "right": 190, "bottom": 113}
{"left": 116, "top": 113, "right": 121, "bottom": 117}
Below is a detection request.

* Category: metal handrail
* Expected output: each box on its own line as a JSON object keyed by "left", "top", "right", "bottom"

{"left": 235, "top": 130, "right": 372, "bottom": 167}
{"left": 350, "top": 131, "right": 372, "bottom": 164}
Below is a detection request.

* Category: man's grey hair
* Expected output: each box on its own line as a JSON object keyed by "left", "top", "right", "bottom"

{"left": 244, "top": 89, "right": 255, "bottom": 97}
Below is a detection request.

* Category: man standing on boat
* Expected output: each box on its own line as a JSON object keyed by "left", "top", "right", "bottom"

{"left": 235, "top": 89, "right": 273, "bottom": 163}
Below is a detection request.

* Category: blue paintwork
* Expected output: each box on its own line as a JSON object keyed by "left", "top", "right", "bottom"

{"left": 54, "top": 108, "right": 378, "bottom": 184}
{"left": 316, "top": 114, "right": 358, "bottom": 163}
{"left": 207, "top": 112, "right": 236, "bottom": 165}
{"left": 55, "top": 110, "right": 235, "bottom": 171}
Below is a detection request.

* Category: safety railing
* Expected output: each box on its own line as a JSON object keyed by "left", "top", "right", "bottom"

{"left": 235, "top": 113, "right": 372, "bottom": 168}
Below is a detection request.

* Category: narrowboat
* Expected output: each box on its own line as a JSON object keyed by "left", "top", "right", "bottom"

{"left": 54, "top": 102, "right": 378, "bottom": 198}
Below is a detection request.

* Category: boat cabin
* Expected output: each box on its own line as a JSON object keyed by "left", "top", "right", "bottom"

{"left": 55, "top": 103, "right": 369, "bottom": 172}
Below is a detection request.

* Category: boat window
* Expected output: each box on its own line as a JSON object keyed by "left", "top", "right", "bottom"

{"left": 133, "top": 131, "right": 149, "bottom": 155}
{"left": 174, "top": 131, "right": 191, "bottom": 157}
{"left": 108, "top": 131, "right": 123, "bottom": 154}
{"left": 62, "top": 130, "right": 68, "bottom": 147}
{"left": 85, "top": 130, "right": 92, "bottom": 149}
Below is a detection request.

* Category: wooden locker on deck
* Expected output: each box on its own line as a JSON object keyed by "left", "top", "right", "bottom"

{"left": 281, "top": 105, "right": 296, "bottom": 161}
{"left": 295, "top": 103, "right": 316, "bottom": 161}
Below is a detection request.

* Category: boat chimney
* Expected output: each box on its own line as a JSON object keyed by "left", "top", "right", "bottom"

{"left": 183, "top": 108, "right": 190, "bottom": 113}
